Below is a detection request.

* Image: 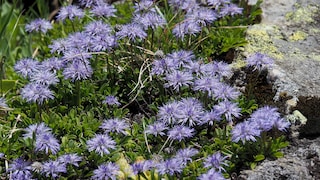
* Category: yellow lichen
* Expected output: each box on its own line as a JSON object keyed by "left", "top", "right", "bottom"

{"left": 243, "top": 25, "right": 284, "bottom": 60}
{"left": 289, "top": 31, "right": 308, "bottom": 41}
{"left": 285, "top": 4, "right": 319, "bottom": 24}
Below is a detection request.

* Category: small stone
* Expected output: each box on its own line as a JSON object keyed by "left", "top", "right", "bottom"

{"left": 286, "top": 97, "right": 298, "bottom": 114}
{"left": 293, "top": 110, "right": 308, "bottom": 125}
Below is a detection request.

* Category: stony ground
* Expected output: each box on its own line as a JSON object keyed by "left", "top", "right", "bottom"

{"left": 235, "top": 0, "right": 320, "bottom": 179}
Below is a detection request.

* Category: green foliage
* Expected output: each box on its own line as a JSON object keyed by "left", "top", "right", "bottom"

{"left": 0, "top": 2, "right": 32, "bottom": 79}
{"left": 0, "top": 0, "right": 289, "bottom": 179}
{"left": 237, "top": 95, "right": 259, "bottom": 114}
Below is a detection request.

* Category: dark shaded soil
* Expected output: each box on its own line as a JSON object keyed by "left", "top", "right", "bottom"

{"left": 230, "top": 68, "right": 291, "bottom": 115}
{"left": 293, "top": 96, "right": 320, "bottom": 139}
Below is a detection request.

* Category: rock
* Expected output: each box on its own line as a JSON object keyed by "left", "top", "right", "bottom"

{"left": 234, "top": 0, "right": 320, "bottom": 100}
{"left": 236, "top": 0, "right": 320, "bottom": 179}
{"left": 238, "top": 156, "right": 313, "bottom": 180}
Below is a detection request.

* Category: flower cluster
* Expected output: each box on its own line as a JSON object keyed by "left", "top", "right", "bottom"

{"left": 231, "top": 106, "right": 291, "bottom": 144}
{"left": 3, "top": 123, "right": 83, "bottom": 179}
{"left": 24, "top": 123, "right": 60, "bottom": 154}
{"left": 25, "top": 18, "right": 53, "bottom": 33}
{"left": 170, "top": 0, "right": 243, "bottom": 39}
{"left": 4, "top": 0, "right": 292, "bottom": 179}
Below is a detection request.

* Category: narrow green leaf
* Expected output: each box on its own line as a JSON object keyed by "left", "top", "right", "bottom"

{"left": 0, "top": 3, "right": 14, "bottom": 39}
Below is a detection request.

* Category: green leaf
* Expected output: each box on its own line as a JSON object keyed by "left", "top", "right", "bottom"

{"left": 254, "top": 154, "right": 265, "bottom": 162}
{"left": 0, "top": 2, "right": 14, "bottom": 40}
{"left": 0, "top": 80, "right": 17, "bottom": 92}
{"left": 272, "top": 151, "right": 284, "bottom": 158}
{"left": 250, "top": 162, "right": 257, "bottom": 170}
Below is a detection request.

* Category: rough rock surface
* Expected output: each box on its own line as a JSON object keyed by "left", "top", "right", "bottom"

{"left": 237, "top": 0, "right": 320, "bottom": 179}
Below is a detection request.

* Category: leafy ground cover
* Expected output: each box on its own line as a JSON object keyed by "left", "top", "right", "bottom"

{"left": 0, "top": 0, "right": 291, "bottom": 179}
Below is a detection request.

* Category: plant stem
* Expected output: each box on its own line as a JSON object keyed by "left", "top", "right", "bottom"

{"left": 75, "top": 80, "right": 81, "bottom": 107}
{"left": 158, "top": 137, "right": 170, "bottom": 155}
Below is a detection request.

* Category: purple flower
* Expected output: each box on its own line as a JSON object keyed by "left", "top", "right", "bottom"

{"left": 100, "top": 118, "right": 130, "bottom": 135}
{"left": 134, "top": 0, "right": 155, "bottom": 13}
{"left": 41, "top": 57, "right": 66, "bottom": 71}
{"left": 23, "top": 122, "right": 52, "bottom": 139}
{"left": 151, "top": 58, "right": 167, "bottom": 76}
{"left": 175, "top": 97, "right": 205, "bottom": 127}
{"left": 79, "top": 0, "right": 104, "bottom": 8}
{"left": 175, "top": 148, "right": 199, "bottom": 164}
{"left": 186, "top": 7, "right": 218, "bottom": 26}
{"left": 131, "top": 162, "right": 144, "bottom": 175}
{"left": 156, "top": 158, "right": 184, "bottom": 175}
{"left": 49, "top": 38, "right": 68, "bottom": 54}
{"left": 169, "top": 0, "right": 199, "bottom": 12}
{"left": 164, "top": 70, "right": 194, "bottom": 91}
{"left": 25, "top": 18, "right": 53, "bottom": 33}
{"left": 220, "top": 3, "right": 243, "bottom": 17}
{"left": 133, "top": 12, "right": 167, "bottom": 30}
{"left": 207, "top": 0, "right": 230, "bottom": 7}
{"left": 92, "top": 162, "right": 119, "bottom": 180}
{"left": 21, "top": 83, "right": 54, "bottom": 104}
{"left": 249, "top": 106, "right": 280, "bottom": 131}
{"left": 63, "top": 32, "right": 92, "bottom": 52}
{"left": 167, "top": 50, "right": 195, "bottom": 68}
{"left": 102, "top": 95, "right": 121, "bottom": 106}
{"left": 184, "top": 60, "right": 202, "bottom": 75}
{"left": 246, "top": 53, "right": 274, "bottom": 71}
{"left": 57, "top": 5, "right": 85, "bottom": 21}
{"left": 35, "top": 133, "right": 60, "bottom": 154}
{"left": 145, "top": 121, "right": 168, "bottom": 136}
{"left": 168, "top": 125, "right": 194, "bottom": 141}
{"left": 0, "top": 97, "right": 8, "bottom": 109}
{"left": 203, "top": 152, "right": 228, "bottom": 172}
{"left": 63, "top": 60, "right": 93, "bottom": 82}
{"left": 200, "top": 109, "right": 222, "bottom": 125}
{"left": 172, "top": 20, "right": 201, "bottom": 39}
{"left": 84, "top": 20, "right": 113, "bottom": 36}
{"left": 272, "top": 117, "right": 291, "bottom": 132}
{"left": 231, "top": 121, "right": 261, "bottom": 143}
{"left": 7, "top": 158, "right": 32, "bottom": 180}
{"left": 42, "top": 160, "right": 67, "bottom": 178}
{"left": 157, "top": 101, "right": 180, "bottom": 125}
{"left": 116, "top": 23, "right": 147, "bottom": 42}
{"left": 193, "top": 76, "right": 221, "bottom": 97}
{"left": 249, "top": 106, "right": 290, "bottom": 132}
{"left": 202, "top": 61, "right": 233, "bottom": 79}
{"left": 198, "top": 168, "right": 226, "bottom": 180}
{"left": 58, "top": 153, "right": 82, "bottom": 167}
{"left": 87, "top": 134, "right": 116, "bottom": 156}
{"left": 89, "top": 33, "right": 117, "bottom": 52}
{"left": 213, "top": 83, "right": 240, "bottom": 101}
{"left": 14, "top": 58, "right": 40, "bottom": 78}
{"left": 214, "top": 100, "right": 241, "bottom": 122}
{"left": 30, "top": 70, "right": 59, "bottom": 86}
{"left": 62, "top": 45, "right": 92, "bottom": 61}
{"left": 131, "top": 160, "right": 154, "bottom": 175}
{"left": 91, "top": 3, "right": 117, "bottom": 18}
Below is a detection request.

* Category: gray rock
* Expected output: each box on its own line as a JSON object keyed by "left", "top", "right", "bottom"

{"left": 237, "top": 0, "right": 320, "bottom": 179}
{"left": 238, "top": 157, "right": 313, "bottom": 180}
